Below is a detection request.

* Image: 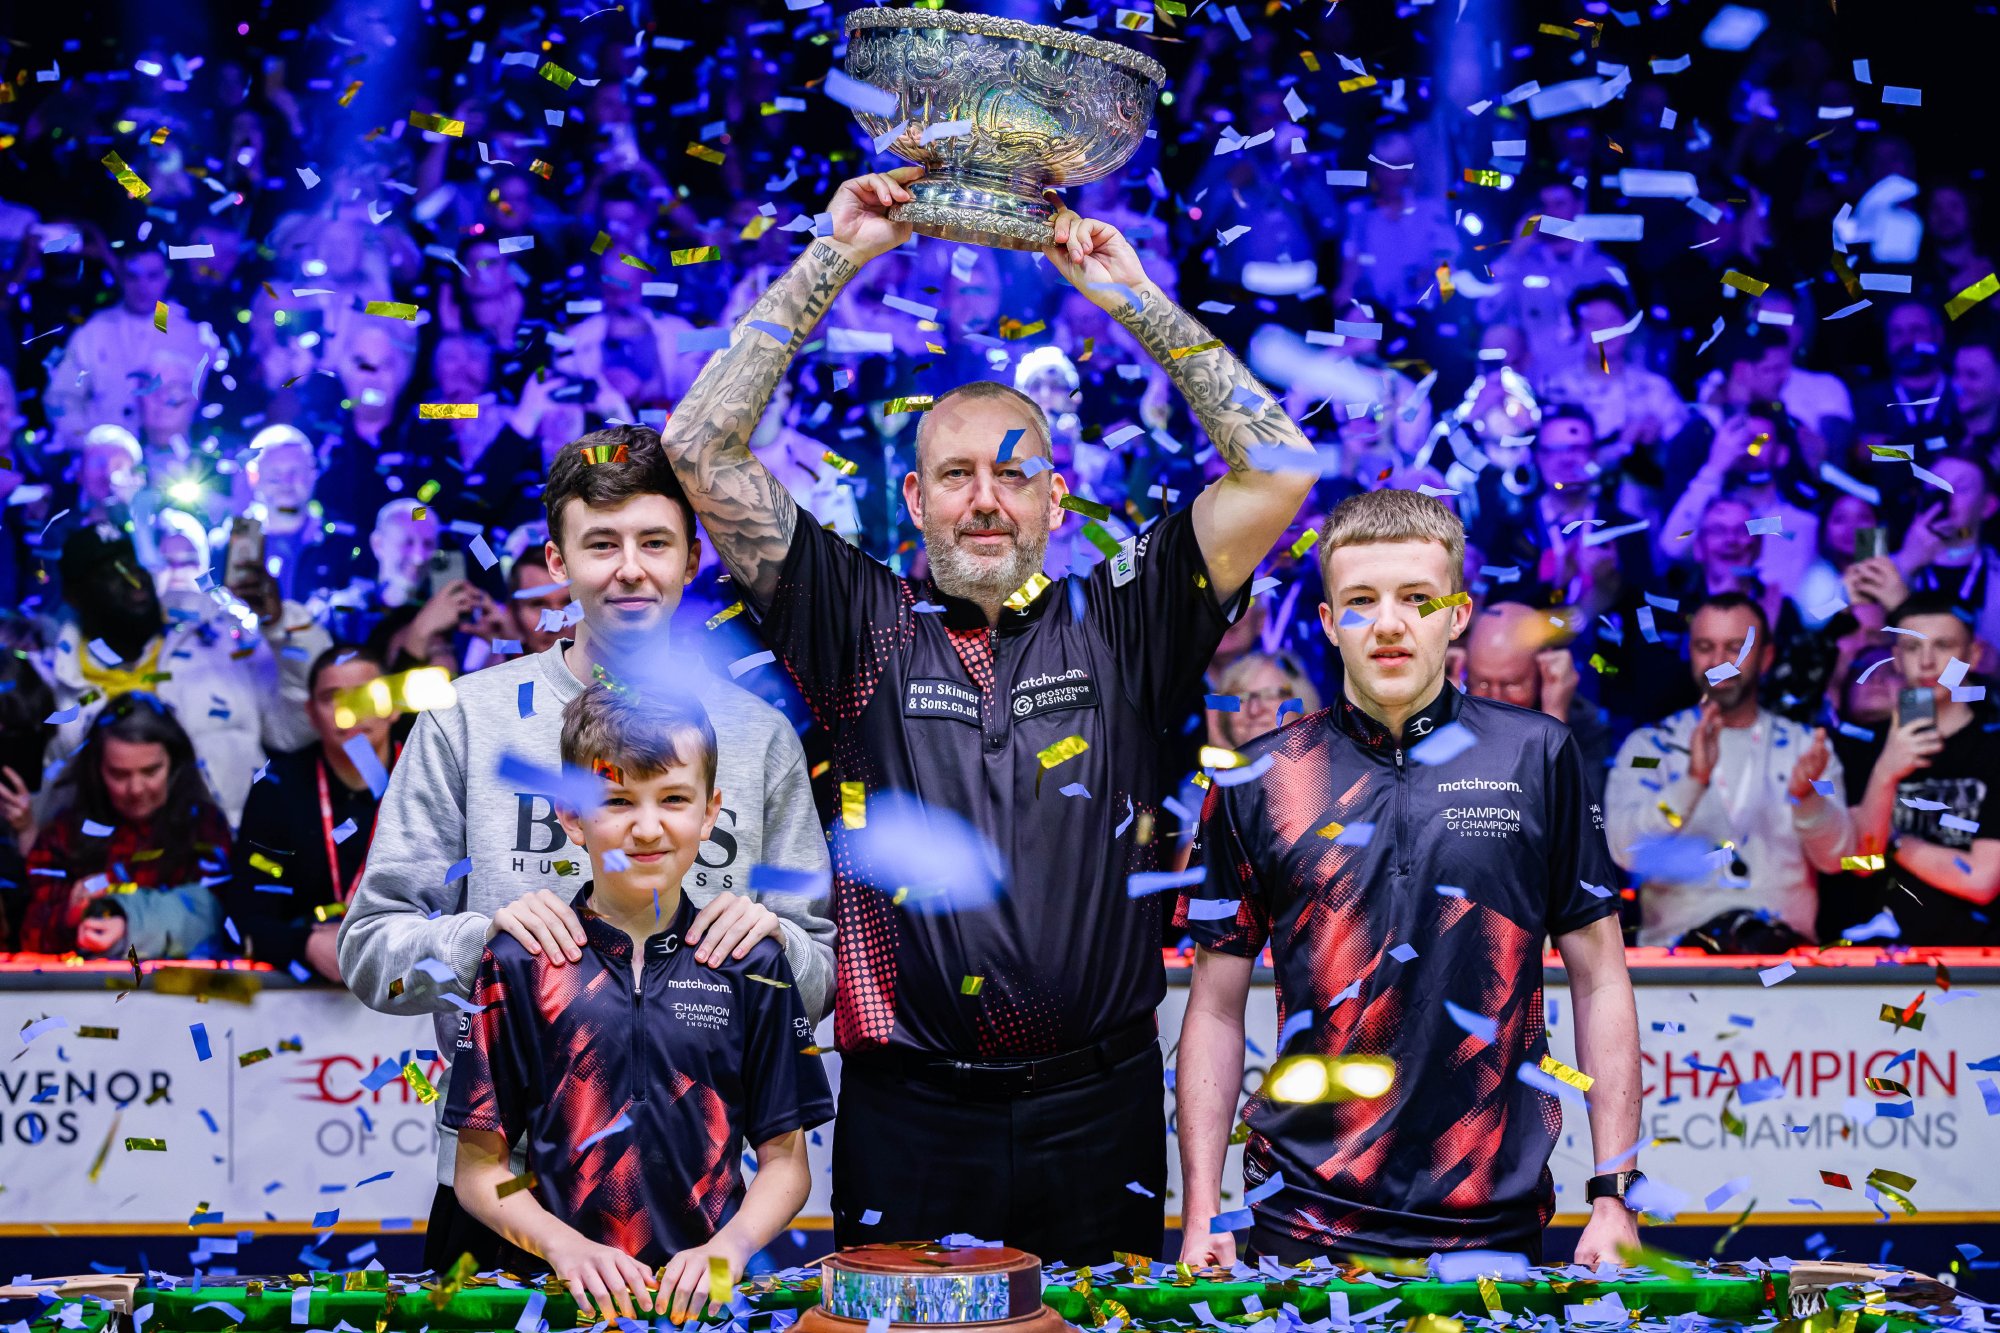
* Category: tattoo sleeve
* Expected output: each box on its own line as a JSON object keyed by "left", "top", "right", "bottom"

{"left": 1114, "top": 286, "right": 1311, "bottom": 471}
{"left": 660, "top": 238, "right": 860, "bottom": 609}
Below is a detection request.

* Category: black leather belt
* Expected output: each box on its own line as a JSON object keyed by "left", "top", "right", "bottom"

{"left": 847, "top": 1018, "right": 1158, "bottom": 1098}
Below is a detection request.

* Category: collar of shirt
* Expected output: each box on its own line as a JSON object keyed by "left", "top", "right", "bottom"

{"left": 1333, "top": 680, "right": 1464, "bottom": 752}
{"left": 924, "top": 571, "right": 1059, "bottom": 634}
{"left": 568, "top": 879, "right": 692, "bottom": 966}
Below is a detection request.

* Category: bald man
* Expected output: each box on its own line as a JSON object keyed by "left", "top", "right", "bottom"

{"left": 1462, "top": 602, "right": 1614, "bottom": 802}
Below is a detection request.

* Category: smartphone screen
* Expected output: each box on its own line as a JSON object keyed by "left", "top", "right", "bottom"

{"left": 1854, "top": 527, "right": 1888, "bottom": 561}
{"left": 1898, "top": 686, "right": 1937, "bottom": 728}
{"left": 427, "top": 549, "right": 468, "bottom": 594}
{"left": 226, "top": 517, "right": 265, "bottom": 580}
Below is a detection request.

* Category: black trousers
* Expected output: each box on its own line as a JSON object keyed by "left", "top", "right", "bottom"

{"left": 831, "top": 1040, "right": 1167, "bottom": 1265}
{"left": 1244, "top": 1215, "right": 1545, "bottom": 1266}
{"left": 424, "top": 1182, "right": 531, "bottom": 1274}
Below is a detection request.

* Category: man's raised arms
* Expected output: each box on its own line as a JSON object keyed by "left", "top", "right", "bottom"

{"left": 660, "top": 166, "right": 922, "bottom": 609}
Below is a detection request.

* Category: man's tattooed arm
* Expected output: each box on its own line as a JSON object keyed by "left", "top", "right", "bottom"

{"left": 660, "top": 238, "right": 860, "bottom": 610}
{"left": 1113, "top": 286, "right": 1311, "bottom": 469}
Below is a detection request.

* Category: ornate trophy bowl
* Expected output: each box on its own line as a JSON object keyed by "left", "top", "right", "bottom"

{"left": 842, "top": 8, "right": 1166, "bottom": 252}
{"left": 793, "top": 1244, "right": 1065, "bottom": 1333}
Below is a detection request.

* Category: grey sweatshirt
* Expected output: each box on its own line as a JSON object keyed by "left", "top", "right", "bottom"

{"left": 337, "top": 640, "right": 834, "bottom": 1183}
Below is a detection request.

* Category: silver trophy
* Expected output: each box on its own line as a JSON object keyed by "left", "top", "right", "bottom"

{"left": 842, "top": 8, "right": 1166, "bottom": 252}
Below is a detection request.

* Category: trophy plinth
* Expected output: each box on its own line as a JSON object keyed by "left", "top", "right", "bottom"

{"left": 843, "top": 9, "right": 1166, "bottom": 252}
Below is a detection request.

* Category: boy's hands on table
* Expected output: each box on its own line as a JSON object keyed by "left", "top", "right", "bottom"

{"left": 544, "top": 1232, "right": 657, "bottom": 1321}
{"left": 657, "top": 1237, "right": 747, "bottom": 1326}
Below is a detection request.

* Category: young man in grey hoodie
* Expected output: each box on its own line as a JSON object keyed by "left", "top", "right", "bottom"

{"left": 338, "top": 425, "right": 834, "bottom": 1270}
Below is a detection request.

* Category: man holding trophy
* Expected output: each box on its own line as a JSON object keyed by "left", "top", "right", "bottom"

{"left": 660, "top": 148, "right": 1316, "bottom": 1258}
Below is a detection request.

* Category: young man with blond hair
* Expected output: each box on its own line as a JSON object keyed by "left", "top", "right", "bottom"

{"left": 1175, "top": 489, "right": 1643, "bottom": 1266}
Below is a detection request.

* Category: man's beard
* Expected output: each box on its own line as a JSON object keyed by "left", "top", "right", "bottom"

{"left": 924, "top": 512, "right": 1047, "bottom": 604}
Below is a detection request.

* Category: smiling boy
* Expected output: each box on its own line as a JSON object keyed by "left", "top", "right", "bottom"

{"left": 445, "top": 686, "right": 832, "bottom": 1322}
{"left": 340, "top": 428, "right": 834, "bottom": 1270}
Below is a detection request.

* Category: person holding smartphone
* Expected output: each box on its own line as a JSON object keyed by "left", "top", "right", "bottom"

{"left": 1850, "top": 591, "right": 2000, "bottom": 944}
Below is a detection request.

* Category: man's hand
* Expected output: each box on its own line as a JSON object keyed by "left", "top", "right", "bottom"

{"left": 1044, "top": 202, "right": 1153, "bottom": 313}
{"left": 228, "top": 566, "right": 283, "bottom": 626}
{"left": 687, "top": 891, "right": 782, "bottom": 967}
{"left": 656, "top": 1236, "right": 745, "bottom": 1326}
{"left": 1687, "top": 700, "right": 1724, "bottom": 786}
{"left": 1536, "top": 648, "right": 1579, "bottom": 723}
{"left": 409, "top": 579, "right": 481, "bottom": 644}
{"left": 489, "top": 889, "right": 586, "bottom": 964}
{"left": 543, "top": 1231, "right": 657, "bottom": 1322}
{"left": 1898, "top": 502, "right": 1948, "bottom": 570}
{"left": 1701, "top": 414, "right": 1758, "bottom": 479}
{"left": 1876, "top": 715, "right": 1942, "bottom": 785}
{"left": 1786, "top": 727, "right": 1833, "bottom": 802}
{"left": 304, "top": 920, "right": 344, "bottom": 982}
{"left": 0, "top": 765, "right": 35, "bottom": 848}
{"left": 827, "top": 167, "right": 925, "bottom": 264}
{"left": 1574, "top": 1198, "right": 1639, "bottom": 1267}
{"left": 77, "top": 915, "right": 127, "bottom": 955}
{"left": 1175, "top": 1215, "right": 1237, "bottom": 1270}
{"left": 1843, "top": 556, "right": 1909, "bottom": 610}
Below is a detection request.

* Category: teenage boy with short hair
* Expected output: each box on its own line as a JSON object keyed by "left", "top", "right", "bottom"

{"left": 340, "top": 426, "right": 834, "bottom": 1270}
{"left": 446, "top": 686, "right": 832, "bottom": 1322}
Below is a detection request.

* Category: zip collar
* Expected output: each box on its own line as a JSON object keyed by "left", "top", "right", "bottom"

{"left": 1334, "top": 680, "right": 1464, "bottom": 753}
{"left": 569, "top": 880, "right": 689, "bottom": 965}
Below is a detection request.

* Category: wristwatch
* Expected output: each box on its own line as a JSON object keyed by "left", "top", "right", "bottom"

{"left": 1586, "top": 1170, "right": 1644, "bottom": 1203}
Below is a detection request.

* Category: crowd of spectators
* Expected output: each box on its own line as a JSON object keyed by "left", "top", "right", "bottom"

{"left": 0, "top": 0, "right": 1995, "bottom": 967}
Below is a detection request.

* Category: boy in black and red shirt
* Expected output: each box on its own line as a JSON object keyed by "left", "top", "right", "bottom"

{"left": 442, "top": 686, "right": 832, "bottom": 1322}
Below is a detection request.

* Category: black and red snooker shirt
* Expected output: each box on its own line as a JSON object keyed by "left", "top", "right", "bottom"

{"left": 753, "top": 508, "right": 1243, "bottom": 1058}
{"left": 1178, "top": 685, "right": 1620, "bottom": 1257}
{"left": 440, "top": 883, "right": 834, "bottom": 1265}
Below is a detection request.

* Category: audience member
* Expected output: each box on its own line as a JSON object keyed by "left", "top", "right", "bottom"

{"left": 1205, "top": 650, "right": 1321, "bottom": 750}
{"left": 20, "top": 693, "right": 232, "bottom": 958}
{"left": 1461, "top": 603, "right": 1615, "bottom": 801}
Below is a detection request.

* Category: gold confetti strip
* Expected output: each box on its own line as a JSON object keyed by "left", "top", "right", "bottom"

{"left": 529, "top": 159, "right": 554, "bottom": 181}
{"left": 590, "top": 230, "right": 614, "bottom": 255}
{"left": 239, "top": 1048, "right": 273, "bottom": 1066}
{"left": 419, "top": 403, "right": 479, "bottom": 419}
{"left": 821, "top": 449, "right": 859, "bottom": 477}
{"left": 1316, "top": 820, "right": 1345, "bottom": 839}
{"left": 403, "top": 1061, "right": 440, "bottom": 1103}
{"left": 1289, "top": 528, "right": 1320, "bottom": 559}
{"left": 1199, "top": 745, "right": 1246, "bottom": 770}
{"left": 153, "top": 968, "right": 261, "bottom": 1004}
{"left": 704, "top": 601, "right": 745, "bottom": 630}
{"left": 671, "top": 245, "right": 720, "bottom": 266}
{"left": 149, "top": 127, "right": 169, "bottom": 145}
{"left": 1721, "top": 269, "right": 1769, "bottom": 296}
{"left": 77, "top": 1026, "right": 119, "bottom": 1039}
{"left": 708, "top": 1256, "right": 733, "bottom": 1307}
{"left": 1038, "top": 736, "right": 1090, "bottom": 771}
{"left": 1005, "top": 571, "right": 1052, "bottom": 611}
{"left": 1879, "top": 1003, "right": 1925, "bottom": 1031}
{"left": 279, "top": 1037, "right": 303, "bottom": 1052}
{"left": 1869, "top": 445, "right": 1914, "bottom": 460}
{"left": 1842, "top": 854, "right": 1886, "bottom": 872}
{"left": 999, "top": 317, "right": 1047, "bottom": 341}
{"left": 884, "top": 395, "right": 935, "bottom": 414}
{"left": 313, "top": 902, "right": 346, "bottom": 923}
{"left": 1169, "top": 338, "right": 1225, "bottom": 359}
{"left": 1463, "top": 168, "right": 1506, "bottom": 187}
{"left": 408, "top": 112, "right": 465, "bottom": 137}
{"left": 101, "top": 151, "right": 152, "bottom": 200}
{"left": 126, "top": 1137, "right": 167, "bottom": 1151}
{"left": 960, "top": 974, "right": 986, "bottom": 996}
{"left": 618, "top": 253, "right": 657, "bottom": 273}
{"left": 1945, "top": 272, "right": 1999, "bottom": 321}
{"left": 1418, "top": 590, "right": 1472, "bottom": 617}
{"left": 1436, "top": 262, "right": 1455, "bottom": 301}
{"left": 686, "top": 141, "right": 726, "bottom": 165}
{"left": 1301, "top": 51, "right": 1320, "bottom": 71}
{"left": 1338, "top": 73, "right": 1376, "bottom": 93}
{"left": 364, "top": 300, "right": 419, "bottom": 321}
{"left": 745, "top": 974, "right": 793, "bottom": 989}
{"left": 1537, "top": 1053, "right": 1594, "bottom": 1092}
{"left": 840, "top": 780, "right": 867, "bottom": 830}
{"left": 538, "top": 61, "right": 578, "bottom": 89}
{"left": 1631, "top": 755, "right": 1661, "bottom": 768}
{"left": 1061, "top": 495, "right": 1112, "bottom": 521}
{"left": 153, "top": 301, "right": 168, "bottom": 333}
{"left": 248, "top": 852, "right": 285, "bottom": 877}
{"left": 1538, "top": 21, "right": 1579, "bottom": 36}
{"left": 339, "top": 80, "right": 364, "bottom": 107}
{"left": 496, "top": 1171, "right": 538, "bottom": 1199}
{"left": 1865, "top": 1076, "right": 1911, "bottom": 1097}
{"left": 740, "top": 214, "right": 775, "bottom": 241}
{"left": 1656, "top": 800, "right": 1684, "bottom": 830}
